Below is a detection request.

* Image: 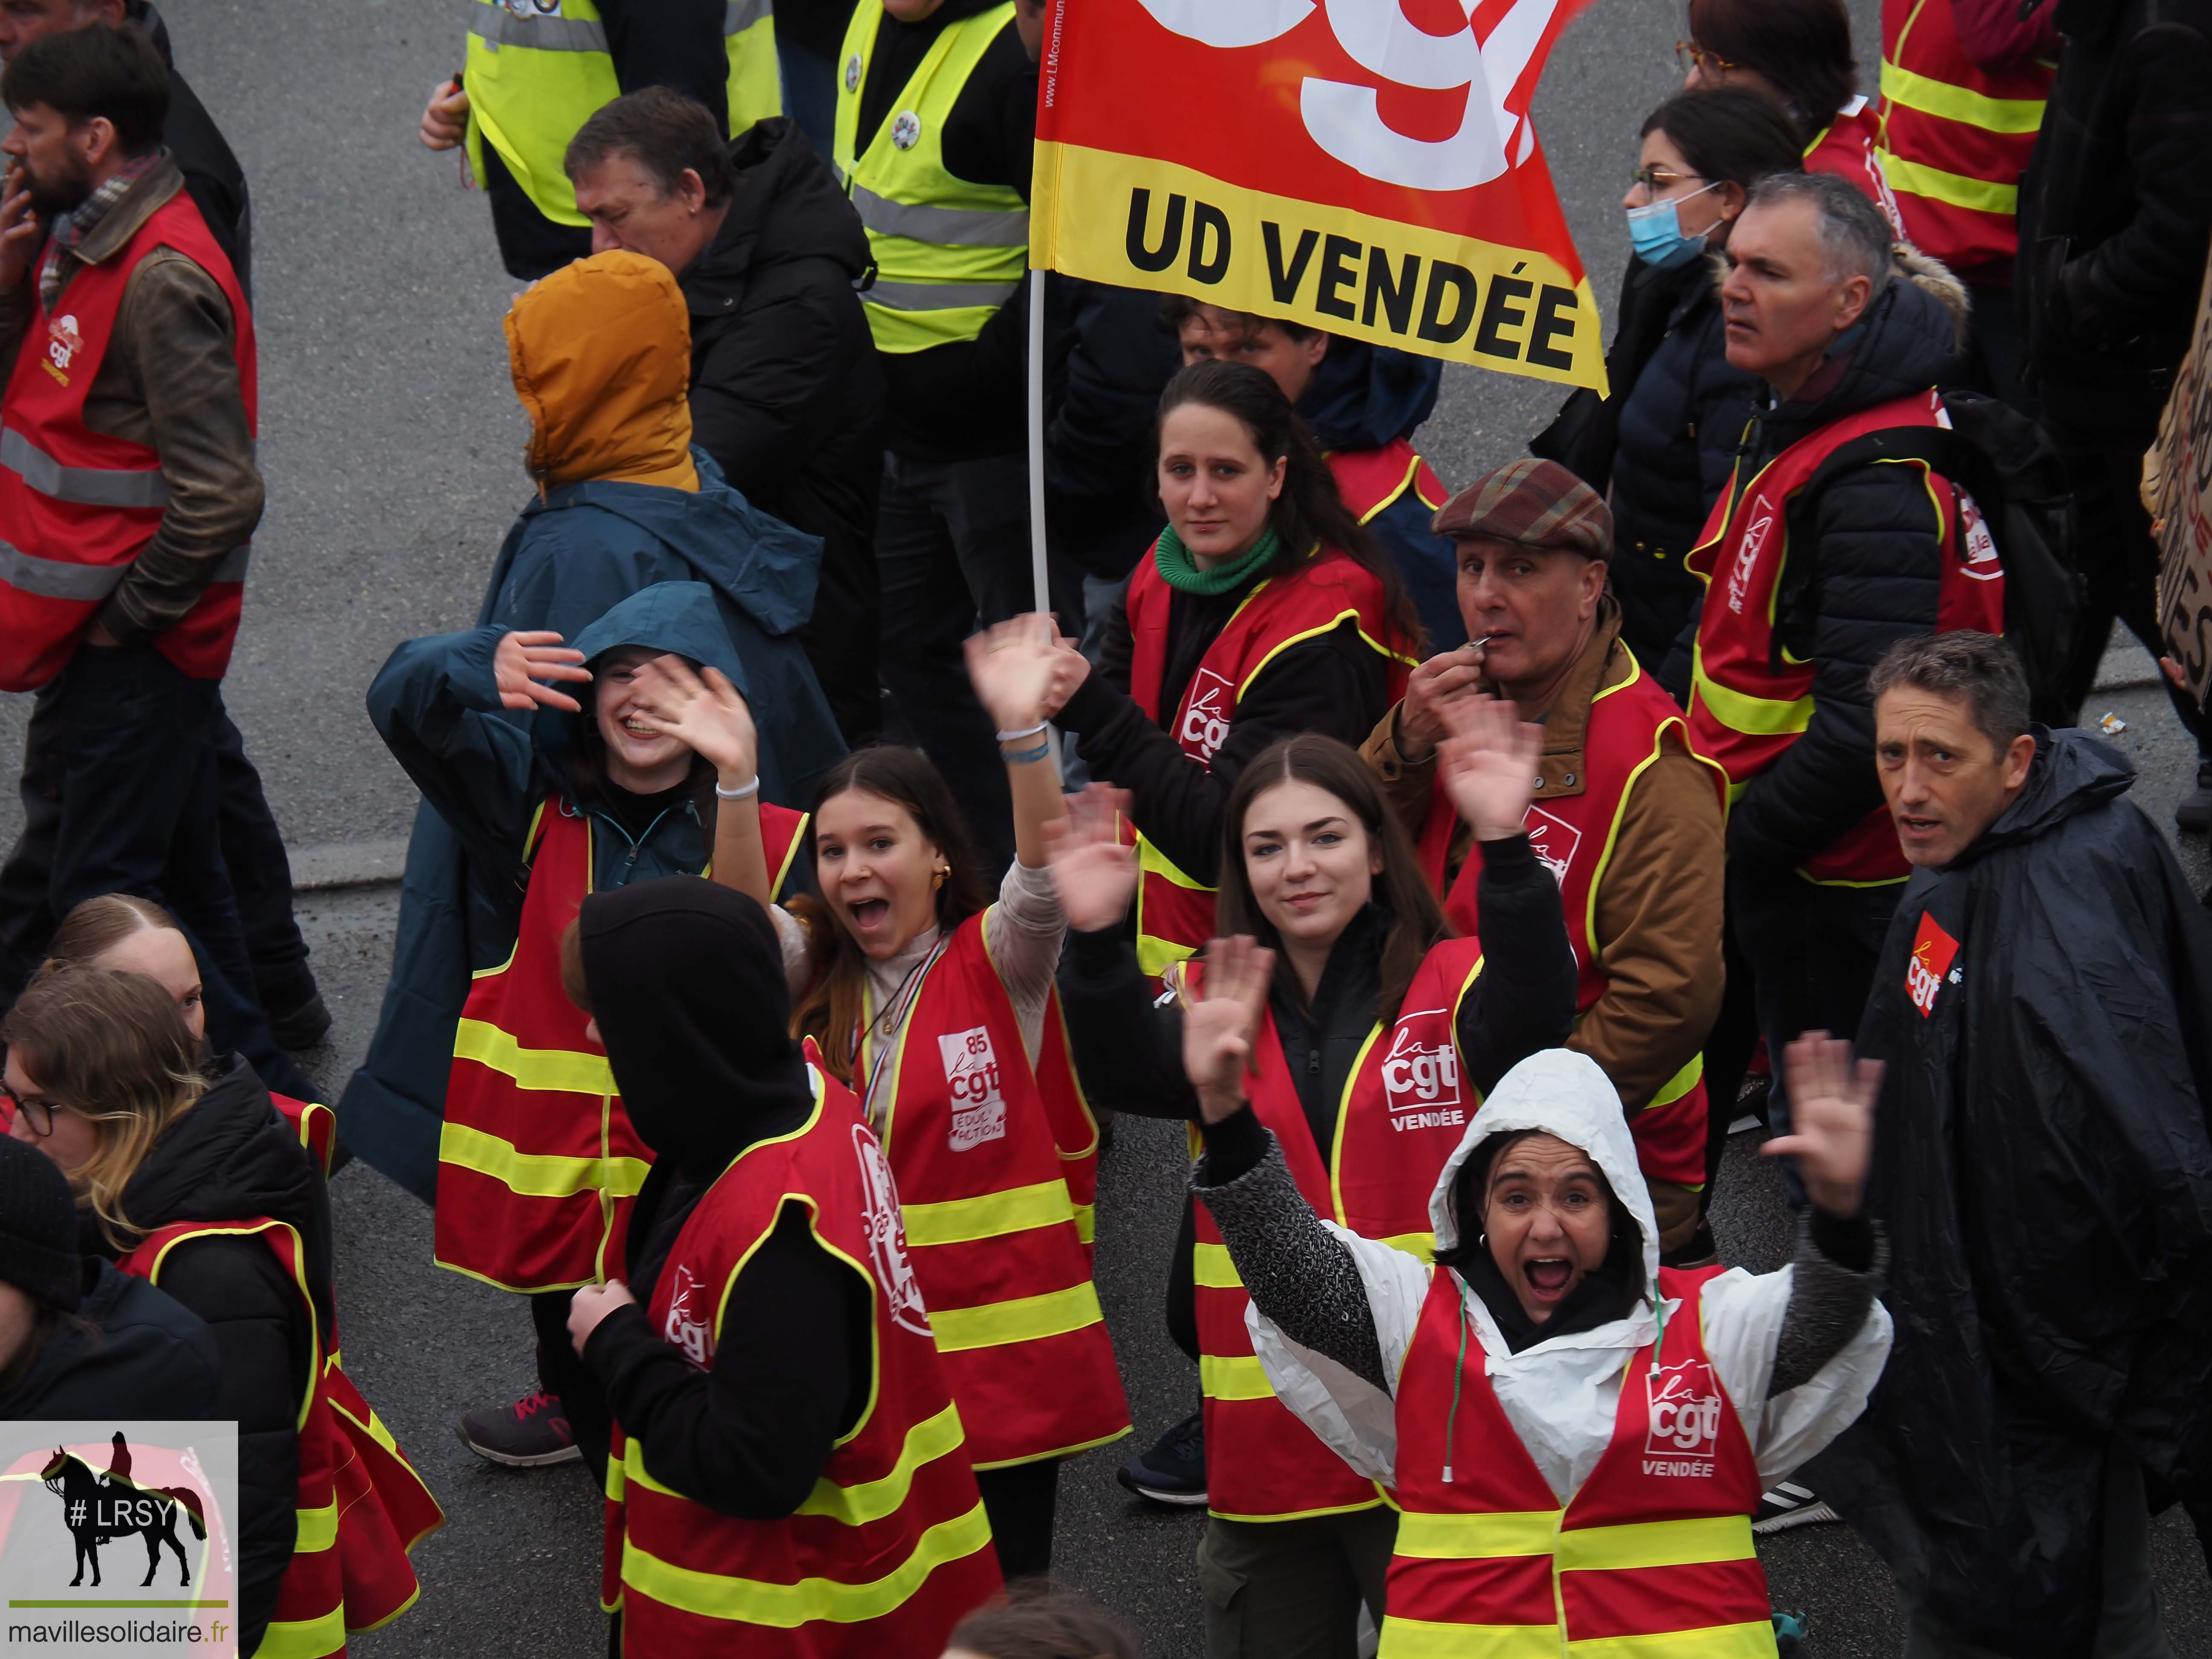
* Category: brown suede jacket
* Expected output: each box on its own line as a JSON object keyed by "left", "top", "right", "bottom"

{"left": 0, "top": 156, "right": 262, "bottom": 649}
{"left": 1362, "top": 600, "right": 1725, "bottom": 1244}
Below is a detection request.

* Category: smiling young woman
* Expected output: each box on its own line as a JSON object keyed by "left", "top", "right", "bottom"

{"left": 1052, "top": 719, "right": 1580, "bottom": 1659}
{"left": 775, "top": 615, "right": 1130, "bottom": 1582}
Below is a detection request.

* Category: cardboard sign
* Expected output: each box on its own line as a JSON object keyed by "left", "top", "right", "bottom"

{"left": 2154, "top": 247, "right": 2212, "bottom": 719}
{"left": 1031, "top": 0, "right": 1605, "bottom": 391}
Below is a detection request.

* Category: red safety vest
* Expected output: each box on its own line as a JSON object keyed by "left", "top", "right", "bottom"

{"left": 0, "top": 189, "right": 253, "bottom": 692}
{"left": 1187, "top": 937, "right": 1485, "bottom": 1522}
{"left": 1683, "top": 391, "right": 2005, "bottom": 885}
{"left": 601, "top": 1064, "right": 1003, "bottom": 1655}
{"left": 1877, "top": 0, "right": 2051, "bottom": 284}
{"left": 1123, "top": 541, "right": 1415, "bottom": 977}
{"left": 1416, "top": 655, "right": 1723, "bottom": 1185}
{"left": 1802, "top": 96, "right": 1907, "bottom": 236}
{"left": 856, "top": 911, "right": 1129, "bottom": 1468}
{"left": 120, "top": 1217, "right": 441, "bottom": 1656}
{"left": 1382, "top": 1266, "right": 1771, "bottom": 1653}
{"left": 1328, "top": 439, "right": 1449, "bottom": 531}
{"left": 1035, "top": 987, "right": 1102, "bottom": 1258}
{"left": 437, "top": 796, "right": 811, "bottom": 1291}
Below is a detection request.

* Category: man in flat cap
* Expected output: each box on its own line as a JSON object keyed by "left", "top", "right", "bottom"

{"left": 1362, "top": 458, "right": 1729, "bottom": 1261}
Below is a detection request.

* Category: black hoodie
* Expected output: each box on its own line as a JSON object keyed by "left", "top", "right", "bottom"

{"left": 89, "top": 1055, "right": 326, "bottom": 1658}
{"left": 579, "top": 879, "right": 873, "bottom": 1519}
{"left": 1673, "top": 274, "right": 1969, "bottom": 876}
{"left": 132, "top": 2, "right": 252, "bottom": 297}
{"left": 1819, "top": 728, "right": 2212, "bottom": 1653}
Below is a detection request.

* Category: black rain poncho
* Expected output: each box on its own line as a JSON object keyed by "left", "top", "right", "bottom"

{"left": 1814, "top": 727, "right": 2212, "bottom": 1656}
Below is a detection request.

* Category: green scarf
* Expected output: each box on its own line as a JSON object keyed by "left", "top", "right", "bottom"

{"left": 1153, "top": 525, "right": 1281, "bottom": 596}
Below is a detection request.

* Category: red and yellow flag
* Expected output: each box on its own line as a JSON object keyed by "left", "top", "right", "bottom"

{"left": 1033, "top": 0, "right": 1606, "bottom": 391}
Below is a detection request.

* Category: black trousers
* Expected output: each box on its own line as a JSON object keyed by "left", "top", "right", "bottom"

{"left": 0, "top": 647, "right": 311, "bottom": 1099}
{"left": 974, "top": 1455, "right": 1060, "bottom": 1581}
{"left": 532, "top": 1287, "right": 613, "bottom": 1488}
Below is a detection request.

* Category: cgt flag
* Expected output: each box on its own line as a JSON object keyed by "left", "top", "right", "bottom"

{"left": 1032, "top": 0, "right": 1607, "bottom": 391}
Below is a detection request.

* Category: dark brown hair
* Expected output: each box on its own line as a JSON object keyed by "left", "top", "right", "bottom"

{"left": 947, "top": 1587, "right": 1142, "bottom": 1659}
{"left": 1640, "top": 86, "right": 1806, "bottom": 196}
{"left": 1155, "top": 359, "right": 1422, "bottom": 652}
{"left": 1868, "top": 630, "right": 2030, "bottom": 751}
{"left": 1, "top": 22, "right": 169, "bottom": 155}
{"left": 564, "top": 85, "right": 738, "bottom": 207}
{"left": 1215, "top": 733, "right": 1448, "bottom": 1021}
{"left": 1685, "top": 0, "right": 1855, "bottom": 145}
{"left": 789, "top": 747, "right": 993, "bottom": 1085}
{"left": 46, "top": 893, "right": 177, "bottom": 969}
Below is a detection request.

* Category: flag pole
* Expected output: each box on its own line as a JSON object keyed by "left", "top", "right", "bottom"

{"left": 1025, "top": 263, "right": 1061, "bottom": 771}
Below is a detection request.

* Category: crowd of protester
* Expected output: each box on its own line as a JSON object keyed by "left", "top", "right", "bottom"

{"left": 0, "top": 0, "right": 2208, "bottom": 1655}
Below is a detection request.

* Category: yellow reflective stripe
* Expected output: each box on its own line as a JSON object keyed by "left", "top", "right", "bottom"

{"left": 1690, "top": 652, "right": 1815, "bottom": 739}
{"left": 1073, "top": 1202, "right": 1095, "bottom": 1246}
{"left": 1392, "top": 1508, "right": 1563, "bottom": 1558}
{"left": 926, "top": 1280, "right": 1104, "bottom": 1353}
{"left": 1199, "top": 1352, "right": 1276, "bottom": 1402}
{"left": 1880, "top": 60, "right": 2044, "bottom": 132}
{"left": 1557, "top": 1514, "right": 1755, "bottom": 1572}
{"left": 900, "top": 1178, "right": 1073, "bottom": 1246}
{"left": 605, "top": 1450, "right": 626, "bottom": 1503}
{"left": 796, "top": 1402, "right": 966, "bottom": 1525}
{"left": 1375, "top": 1231, "right": 1436, "bottom": 1263}
{"left": 453, "top": 1016, "right": 615, "bottom": 1095}
{"left": 1194, "top": 1241, "right": 1240, "bottom": 1289}
{"left": 1645, "top": 1051, "right": 1704, "bottom": 1110}
{"left": 437, "top": 1120, "right": 651, "bottom": 1200}
{"left": 1137, "top": 832, "right": 1210, "bottom": 891}
{"left": 293, "top": 1499, "right": 338, "bottom": 1554}
{"left": 622, "top": 1501, "right": 993, "bottom": 1625}
{"left": 254, "top": 1606, "right": 346, "bottom": 1659}
{"left": 1875, "top": 147, "right": 2018, "bottom": 215}
{"left": 1568, "top": 1619, "right": 1779, "bottom": 1659}
{"left": 1380, "top": 1617, "right": 1559, "bottom": 1658}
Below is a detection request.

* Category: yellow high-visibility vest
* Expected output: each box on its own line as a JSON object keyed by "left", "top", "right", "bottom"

{"left": 464, "top": 0, "right": 781, "bottom": 228}
{"left": 832, "top": 0, "right": 1029, "bottom": 353}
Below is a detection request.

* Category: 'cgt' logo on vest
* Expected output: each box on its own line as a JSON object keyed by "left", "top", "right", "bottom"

{"left": 1725, "top": 495, "right": 1776, "bottom": 616}
{"left": 1643, "top": 1356, "right": 1724, "bottom": 1476}
{"left": 43, "top": 313, "right": 82, "bottom": 385}
{"left": 939, "top": 1026, "right": 1008, "bottom": 1150}
{"left": 1906, "top": 910, "right": 1961, "bottom": 1018}
{"left": 1178, "top": 667, "right": 1235, "bottom": 763}
{"left": 1959, "top": 492, "right": 2002, "bottom": 582}
{"left": 1522, "top": 805, "right": 1582, "bottom": 884}
{"left": 853, "top": 1122, "right": 931, "bottom": 1336}
{"left": 664, "top": 1264, "right": 716, "bottom": 1368}
{"left": 1381, "top": 1018, "right": 1464, "bottom": 1131}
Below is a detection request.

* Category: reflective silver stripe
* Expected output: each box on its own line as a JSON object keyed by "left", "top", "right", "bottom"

{"left": 725, "top": 0, "right": 771, "bottom": 33}
{"left": 864, "top": 278, "right": 1020, "bottom": 312}
{"left": 1, "top": 427, "right": 169, "bottom": 509}
{"left": 468, "top": 6, "right": 608, "bottom": 52}
{"left": 0, "top": 539, "right": 127, "bottom": 600}
{"left": 851, "top": 183, "right": 1028, "bottom": 248}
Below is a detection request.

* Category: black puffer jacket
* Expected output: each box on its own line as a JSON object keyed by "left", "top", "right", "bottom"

{"left": 1707, "top": 273, "right": 1967, "bottom": 873}
{"left": 0, "top": 1259, "right": 220, "bottom": 1422}
{"left": 2016, "top": 0, "right": 2212, "bottom": 438}
{"left": 90, "top": 1057, "right": 329, "bottom": 1658}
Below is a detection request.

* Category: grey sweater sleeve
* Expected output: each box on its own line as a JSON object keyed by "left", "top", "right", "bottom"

{"left": 1770, "top": 1212, "right": 1888, "bottom": 1394}
{"left": 1191, "top": 1128, "right": 1390, "bottom": 1391}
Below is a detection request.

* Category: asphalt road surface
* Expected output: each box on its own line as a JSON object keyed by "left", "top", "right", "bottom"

{"left": 14, "top": 1, "right": 2212, "bottom": 1655}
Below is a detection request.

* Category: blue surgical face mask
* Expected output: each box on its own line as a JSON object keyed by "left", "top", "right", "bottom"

{"left": 1627, "top": 180, "right": 1721, "bottom": 269}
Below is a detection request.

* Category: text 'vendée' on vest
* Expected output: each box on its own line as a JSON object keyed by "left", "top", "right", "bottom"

{"left": 601, "top": 1065, "right": 1004, "bottom": 1658}
{"left": 0, "top": 189, "right": 253, "bottom": 693}
{"left": 1185, "top": 937, "right": 1483, "bottom": 1522}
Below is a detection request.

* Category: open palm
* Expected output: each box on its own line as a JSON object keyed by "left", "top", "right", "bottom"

{"left": 1184, "top": 935, "right": 1275, "bottom": 1123}
{"left": 1043, "top": 783, "right": 1136, "bottom": 933}
{"left": 1436, "top": 694, "right": 1543, "bottom": 841}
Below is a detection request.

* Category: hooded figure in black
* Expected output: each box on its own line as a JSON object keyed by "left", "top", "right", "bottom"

{"left": 1812, "top": 727, "right": 2212, "bottom": 1656}
{"left": 574, "top": 877, "right": 873, "bottom": 1517}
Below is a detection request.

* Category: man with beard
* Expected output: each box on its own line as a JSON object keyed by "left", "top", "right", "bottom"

{"left": 0, "top": 26, "right": 306, "bottom": 1101}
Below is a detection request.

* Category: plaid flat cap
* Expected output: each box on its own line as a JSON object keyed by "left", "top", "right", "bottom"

{"left": 1431, "top": 458, "right": 1612, "bottom": 560}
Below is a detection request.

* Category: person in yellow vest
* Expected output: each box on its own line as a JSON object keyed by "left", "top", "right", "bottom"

{"left": 1874, "top": 0, "right": 2054, "bottom": 408}
{"left": 1361, "top": 460, "right": 1729, "bottom": 1263}
{"left": 774, "top": 615, "right": 1129, "bottom": 1578}
{"left": 367, "top": 582, "right": 812, "bottom": 1474}
{"left": 835, "top": 0, "right": 1042, "bottom": 871}
{"left": 1052, "top": 725, "right": 1578, "bottom": 1658}
{"left": 566, "top": 876, "right": 1004, "bottom": 1656}
{"left": 1185, "top": 1037, "right": 1891, "bottom": 1657}
{"left": 416, "top": 0, "right": 780, "bottom": 279}
{"left": 5, "top": 966, "right": 440, "bottom": 1658}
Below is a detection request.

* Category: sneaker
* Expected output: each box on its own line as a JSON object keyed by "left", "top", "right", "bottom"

{"left": 1116, "top": 1409, "right": 1207, "bottom": 1506}
{"left": 267, "top": 988, "right": 333, "bottom": 1051}
{"left": 2177, "top": 761, "right": 2212, "bottom": 833}
{"left": 454, "top": 1389, "right": 580, "bottom": 1467}
{"left": 1752, "top": 1481, "right": 1839, "bottom": 1534}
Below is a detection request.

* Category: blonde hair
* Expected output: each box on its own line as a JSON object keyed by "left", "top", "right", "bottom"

{"left": 1, "top": 965, "right": 205, "bottom": 1249}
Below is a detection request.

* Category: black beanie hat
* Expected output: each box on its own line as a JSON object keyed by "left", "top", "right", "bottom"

{"left": 0, "top": 1136, "right": 81, "bottom": 1311}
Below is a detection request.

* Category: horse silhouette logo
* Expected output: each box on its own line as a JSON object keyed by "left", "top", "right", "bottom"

{"left": 39, "top": 1433, "right": 207, "bottom": 1588}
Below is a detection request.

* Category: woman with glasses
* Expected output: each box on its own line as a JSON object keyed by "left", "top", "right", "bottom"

{"left": 1533, "top": 87, "right": 1804, "bottom": 681}
{"left": 1676, "top": 0, "right": 1898, "bottom": 216}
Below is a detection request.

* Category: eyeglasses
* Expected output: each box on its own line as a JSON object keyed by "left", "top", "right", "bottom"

{"left": 1630, "top": 166, "right": 1707, "bottom": 196}
{"left": 1, "top": 1085, "right": 63, "bottom": 1138}
{"left": 1674, "top": 40, "right": 1740, "bottom": 76}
